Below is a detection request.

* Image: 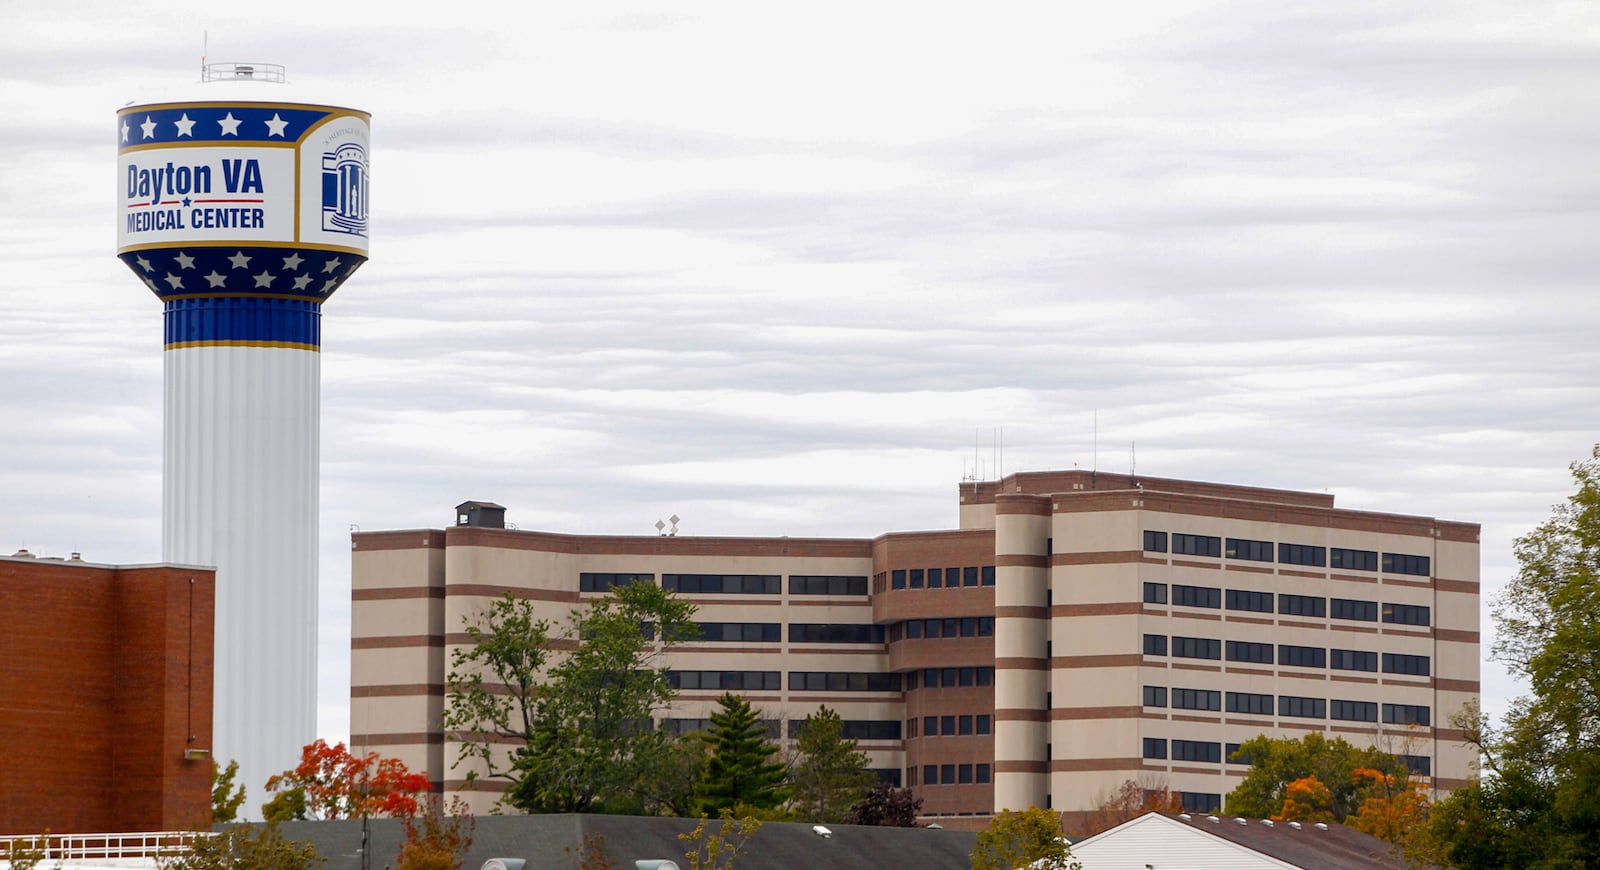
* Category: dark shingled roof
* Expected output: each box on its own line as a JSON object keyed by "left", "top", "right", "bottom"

{"left": 1167, "top": 813, "right": 1408, "bottom": 869}
{"left": 270, "top": 814, "right": 978, "bottom": 870}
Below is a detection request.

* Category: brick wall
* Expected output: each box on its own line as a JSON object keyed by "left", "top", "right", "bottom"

{"left": 0, "top": 558, "right": 214, "bottom": 834}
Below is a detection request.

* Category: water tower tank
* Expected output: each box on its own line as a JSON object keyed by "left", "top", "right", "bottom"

{"left": 116, "top": 62, "right": 370, "bottom": 804}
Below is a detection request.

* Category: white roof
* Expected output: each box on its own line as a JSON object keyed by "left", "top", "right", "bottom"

{"left": 1070, "top": 814, "right": 1300, "bottom": 870}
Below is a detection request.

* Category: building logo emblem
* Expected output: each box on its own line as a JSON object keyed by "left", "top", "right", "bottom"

{"left": 321, "top": 142, "right": 368, "bottom": 236}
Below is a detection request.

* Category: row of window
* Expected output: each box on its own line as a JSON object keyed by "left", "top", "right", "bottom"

{"left": 889, "top": 565, "right": 998, "bottom": 590}
{"left": 663, "top": 717, "right": 780, "bottom": 737}
{"left": 1145, "top": 583, "right": 1432, "bottom": 626}
{"left": 665, "top": 670, "right": 908, "bottom": 692}
{"left": 1143, "top": 531, "right": 1431, "bottom": 576}
{"left": 686, "top": 623, "right": 888, "bottom": 644}
{"left": 1142, "top": 635, "right": 1431, "bottom": 675}
{"left": 1144, "top": 739, "right": 1433, "bottom": 775}
{"left": 913, "top": 763, "right": 993, "bottom": 786}
{"left": 786, "top": 719, "right": 903, "bottom": 741}
{"left": 909, "top": 714, "right": 994, "bottom": 738}
{"left": 1142, "top": 686, "right": 1431, "bottom": 725}
{"left": 891, "top": 616, "right": 996, "bottom": 641}
{"left": 664, "top": 574, "right": 782, "bottom": 595}
{"left": 906, "top": 667, "right": 997, "bottom": 689}
{"left": 580, "top": 573, "right": 871, "bottom": 595}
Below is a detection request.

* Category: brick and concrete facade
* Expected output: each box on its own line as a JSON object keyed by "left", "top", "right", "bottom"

{"left": 350, "top": 472, "right": 1479, "bottom": 828}
{"left": 0, "top": 555, "right": 215, "bottom": 834}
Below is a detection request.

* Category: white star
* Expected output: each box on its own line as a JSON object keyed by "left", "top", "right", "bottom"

{"left": 163, "top": 273, "right": 184, "bottom": 290}
{"left": 253, "top": 270, "right": 275, "bottom": 288}
{"left": 140, "top": 115, "right": 157, "bottom": 139}
{"left": 321, "top": 257, "right": 342, "bottom": 274}
{"left": 204, "top": 271, "right": 228, "bottom": 288}
{"left": 143, "top": 276, "right": 162, "bottom": 293}
{"left": 282, "top": 253, "right": 305, "bottom": 271}
{"left": 227, "top": 251, "right": 252, "bottom": 269}
{"left": 292, "top": 274, "right": 314, "bottom": 291}
{"left": 174, "top": 113, "right": 196, "bottom": 137}
{"left": 121, "top": 120, "right": 130, "bottom": 143}
{"left": 321, "top": 278, "right": 339, "bottom": 293}
{"left": 135, "top": 255, "right": 154, "bottom": 272}
{"left": 174, "top": 251, "right": 196, "bottom": 269}
{"left": 264, "top": 113, "right": 288, "bottom": 137}
{"left": 218, "top": 112, "right": 242, "bottom": 136}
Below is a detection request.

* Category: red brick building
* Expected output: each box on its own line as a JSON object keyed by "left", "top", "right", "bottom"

{"left": 0, "top": 553, "right": 215, "bottom": 834}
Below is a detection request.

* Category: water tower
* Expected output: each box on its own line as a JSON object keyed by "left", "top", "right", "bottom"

{"left": 116, "top": 62, "right": 370, "bottom": 802}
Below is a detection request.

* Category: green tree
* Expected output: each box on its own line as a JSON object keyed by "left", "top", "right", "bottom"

{"left": 695, "top": 693, "right": 788, "bottom": 816}
{"left": 844, "top": 779, "right": 923, "bottom": 827}
{"left": 158, "top": 821, "right": 323, "bottom": 870}
{"left": 1410, "top": 446, "right": 1600, "bottom": 869}
{"left": 786, "top": 706, "right": 874, "bottom": 822}
{"left": 1223, "top": 733, "right": 1406, "bottom": 821}
{"left": 443, "top": 592, "right": 552, "bottom": 783}
{"left": 505, "top": 581, "right": 697, "bottom": 812}
{"left": 970, "top": 807, "right": 1081, "bottom": 870}
{"left": 212, "top": 759, "right": 247, "bottom": 824}
{"left": 261, "top": 786, "right": 308, "bottom": 822}
{"left": 634, "top": 732, "right": 710, "bottom": 817}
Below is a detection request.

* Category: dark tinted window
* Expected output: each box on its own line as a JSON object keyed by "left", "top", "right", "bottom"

{"left": 1279, "top": 645, "right": 1326, "bottom": 668}
{"left": 1279, "top": 594, "right": 1326, "bottom": 617}
{"left": 1226, "top": 589, "right": 1273, "bottom": 613}
{"left": 1279, "top": 696, "right": 1326, "bottom": 719}
{"left": 1226, "top": 538, "right": 1273, "bottom": 562}
{"left": 1172, "top": 534, "right": 1221, "bottom": 558}
{"left": 1331, "top": 548, "right": 1378, "bottom": 571}
{"left": 1383, "top": 553, "right": 1431, "bottom": 576}
{"left": 1278, "top": 543, "right": 1327, "bottom": 567}
{"left": 1173, "top": 584, "right": 1221, "bottom": 608}
{"left": 1227, "top": 692, "right": 1273, "bottom": 715}
{"left": 1383, "top": 603, "right": 1431, "bottom": 626}
{"left": 1226, "top": 640, "right": 1273, "bottom": 664}
{"left": 1331, "top": 598, "right": 1378, "bottom": 622}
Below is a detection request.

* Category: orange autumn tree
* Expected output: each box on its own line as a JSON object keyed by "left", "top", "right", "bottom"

{"left": 1277, "top": 776, "right": 1333, "bottom": 823}
{"left": 265, "top": 739, "right": 433, "bottom": 820}
{"left": 1344, "top": 767, "right": 1429, "bottom": 843}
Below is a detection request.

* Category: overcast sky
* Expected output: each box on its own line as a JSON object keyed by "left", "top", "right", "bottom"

{"left": 3, "top": 1, "right": 1596, "bottom": 747}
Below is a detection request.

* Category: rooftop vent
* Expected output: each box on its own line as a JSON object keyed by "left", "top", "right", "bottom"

{"left": 11, "top": 548, "right": 34, "bottom": 559}
{"left": 1288, "top": 821, "right": 1302, "bottom": 830}
{"left": 479, "top": 860, "right": 524, "bottom": 870}
{"left": 1178, "top": 813, "right": 1191, "bottom": 821}
{"left": 456, "top": 501, "right": 507, "bottom": 529}
{"left": 1234, "top": 818, "right": 1248, "bottom": 826}
{"left": 1261, "top": 819, "right": 1274, "bottom": 827}
{"left": 1207, "top": 816, "right": 1220, "bottom": 824}
{"left": 1315, "top": 822, "right": 1329, "bottom": 831}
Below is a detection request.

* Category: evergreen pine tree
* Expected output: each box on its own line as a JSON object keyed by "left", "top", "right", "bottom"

{"left": 788, "top": 706, "right": 873, "bottom": 822}
{"left": 695, "top": 693, "right": 787, "bottom": 816}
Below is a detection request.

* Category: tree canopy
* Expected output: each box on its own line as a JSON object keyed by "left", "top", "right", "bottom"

{"left": 263, "top": 739, "right": 431, "bottom": 820}
{"left": 1223, "top": 733, "right": 1408, "bottom": 822}
{"left": 695, "top": 693, "right": 788, "bottom": 816}
{"left": 970, "top": 807, "right": 1080, "bottom": 870}
{"left": 843, "top": 779, "right": 923, "bottom": 827}
{"left": 786, "top": 705, "right": 874, "bottom": 822}
{"left": 1411, "top": 446, "right": 1600, "bottom": 869}
{"left": 505, "top": 581, "right": 697, "bottom": 812}
{"left": 442, "top": 592, "right": 553, "bottom": 782}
